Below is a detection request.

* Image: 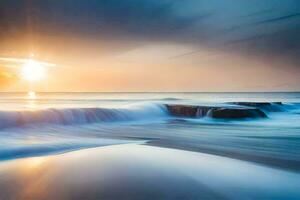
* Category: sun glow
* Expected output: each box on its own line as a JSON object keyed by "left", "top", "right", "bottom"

{"left": 27, "top": 91, "right": 37, "bottom": 99}
{"left": 21, "top": 59, "right": 46, "bottom": 82}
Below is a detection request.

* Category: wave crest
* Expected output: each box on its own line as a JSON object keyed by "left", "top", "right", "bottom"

{"left": 0, "top": 103, "right": 167, "bottom": 129}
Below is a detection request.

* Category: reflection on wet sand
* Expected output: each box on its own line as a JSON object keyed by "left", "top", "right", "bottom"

{"left": 18, "top": 157, "right": 53, "bottom": 200}
{"left": 0, "top": 144, "right": 300, "bottom": 200}
{"left": 0, "top": 156, "right": 51, "bottom": 200}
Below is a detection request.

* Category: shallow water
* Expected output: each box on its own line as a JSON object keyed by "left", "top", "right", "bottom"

{"left": 0, "top": 144, "right": 299, "bottom": 200}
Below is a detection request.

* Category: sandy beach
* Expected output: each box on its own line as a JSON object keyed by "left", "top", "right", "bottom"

{"left": 0, "top": 143, "right": 299, "bottom": 200}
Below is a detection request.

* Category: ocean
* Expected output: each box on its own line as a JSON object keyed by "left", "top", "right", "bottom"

{"left": 0, "top": 92, "right": 300, "bottom": 162}
{"left": 0, "top": 92, "right": 300, "bottom": 199}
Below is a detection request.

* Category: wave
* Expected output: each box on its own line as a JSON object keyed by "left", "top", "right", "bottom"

{"left": 0, "top": 102, "right": 299, "bottom": 130}
{"left": 0, "top": 103, "right": 167, "bottom": 130}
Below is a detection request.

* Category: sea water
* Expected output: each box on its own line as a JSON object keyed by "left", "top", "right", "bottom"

{"left": 0, "top": 92, "right": 300, "bottom": 198}
{"left": 0, "top": 92, "right": 299, "bottom": 166}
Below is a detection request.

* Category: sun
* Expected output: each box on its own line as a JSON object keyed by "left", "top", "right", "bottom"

{"left": 21, "top": 59, "right": 46, "bottom": 82}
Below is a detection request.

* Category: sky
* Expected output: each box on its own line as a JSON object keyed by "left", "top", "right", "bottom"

{"left": 0, "top": 0, "right": 300, "bottom": 92}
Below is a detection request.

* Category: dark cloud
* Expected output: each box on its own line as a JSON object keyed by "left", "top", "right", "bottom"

{"left": 0, "top": 0, "right": 300, "bottom": 62}
{"left": 0, "top": 0, "right": 202, "bottom": 40}
{"left": 253, "top": 13, "right": 300, "bottom": 25}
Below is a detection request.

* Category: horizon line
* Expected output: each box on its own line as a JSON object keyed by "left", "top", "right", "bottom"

{"left": 0, "top": 91, "right": 299, "bottom": 93}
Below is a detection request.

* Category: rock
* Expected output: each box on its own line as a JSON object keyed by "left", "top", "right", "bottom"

{"left": 165, "top": 104, "right": 210, "bottom": 118}
{"left": 208, "top": 108, "right": 267, "bottom": 119}
{"left": 233, "top": 102, "right": 272, "bottom": 107}
{"left": 165, "top": 104, "right": 267, "bottom": 119}
{"left": 232, "top": 102, "right": 282, "bottom": 107}
{"left": 232, "top": 102, "right": 283, "bottom": 112}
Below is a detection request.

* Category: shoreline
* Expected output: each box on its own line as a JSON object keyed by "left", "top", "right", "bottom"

{"left": 0, "top": 143, "right": 299, "bottom": 200}
{"left": 146, "top": 140, "right": 300, "bottom": 172}
{"left": 1, "top": 135, "right": 299, "bottom": 173}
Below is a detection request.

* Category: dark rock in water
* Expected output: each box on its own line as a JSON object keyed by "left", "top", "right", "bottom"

{"left": 165, "top": 104, "right": 210, "bottom": 118}
{"left": 208, "top": 108, "right": 267, "bottom": 119}
{"left": 232, "top": 102, "right": 282, "bottom": 107}
{"left": 165, "top": 104, "right": 194, "bottom": 117}
{"left": 165, "top": 104, "right": 267, "bottom": 119}
{"left": 233, "top": 102, "right": 272, "bottom": 107}
{"left": 232, "top": 102, "right": 283, "bottom": 112}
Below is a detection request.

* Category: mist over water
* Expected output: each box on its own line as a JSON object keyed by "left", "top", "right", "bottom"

{"left": 0, "top": 92, "right": 299, "bottom": 165}
{"left": 0, "top": 93, "right": 300, "bottom": 168}
{"left": 0, "top": 92, "right": 300, "bottom": 154}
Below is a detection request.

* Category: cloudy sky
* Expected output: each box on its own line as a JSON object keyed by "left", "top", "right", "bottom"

{"left": 0, "top": 0, "right": 300, "bottom": 92}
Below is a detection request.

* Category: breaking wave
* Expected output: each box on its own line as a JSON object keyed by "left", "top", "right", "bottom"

{"left": 0, "top": 102, "right": 298, "bottom": 130}
{"left": 0, "top": 103, "right": 168, "bottom": 130}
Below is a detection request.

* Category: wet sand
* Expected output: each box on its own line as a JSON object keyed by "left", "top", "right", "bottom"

{"left": 0, "top": 144, "right": 300, "bottom": 200}
{"left": 148, "top": 139, "right": 300, "bottom": 172}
